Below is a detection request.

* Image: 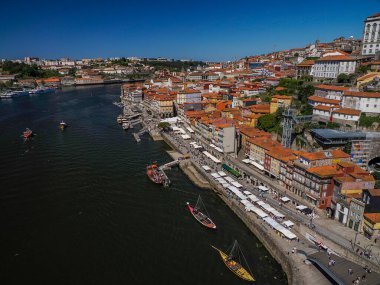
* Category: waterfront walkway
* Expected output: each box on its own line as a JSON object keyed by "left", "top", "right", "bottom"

{"left": 307, "top": 251, "right": 380, "bottom": 285}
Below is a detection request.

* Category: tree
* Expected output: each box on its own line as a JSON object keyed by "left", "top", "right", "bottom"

{"left": 257, "top": 114, "right": 276, "bottom": 132}
{"left": 358, "top": 65, "right": 370, "bottom": 74}
{"left": 298, "top": 85, "right": 315, "bottom": 104}
{"left": 158, "top": 122, "right": 170, "bottom": 129}
{"left": 337, "top": 73, "right": 350, "bottom": 83}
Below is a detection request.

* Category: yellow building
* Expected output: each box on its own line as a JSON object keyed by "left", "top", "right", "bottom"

{"left": 270, "top": 95, "right": 293, "bottom": 114}
{"left": 356, "top": 72, "right": 380, "bottom": 88}
{"left": 363, "top": 213, "right": 380, "bottom": 241}
{"left": 157, "top": 96, "right": 175, "bottom": 118}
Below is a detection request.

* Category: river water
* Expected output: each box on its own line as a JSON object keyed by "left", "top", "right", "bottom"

{"left": 0, "top": 85, "right": 287, "bottom": 285}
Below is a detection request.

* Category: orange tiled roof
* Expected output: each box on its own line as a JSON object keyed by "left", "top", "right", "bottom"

{"left": 368, "top": 12, "right": 380, "bottom": 18}
{"left": 364, "top": 213, "right": 380, "bottom": 224}
{"left": 317, "top": 55, "right": 355, "bottom": 61}
{"left": 344, "top": 91, "right": 380, "bottom": 98}
{"left": 272, "top": 95, "right": 292, "bottom": 100}
{"left": 307, "top": 165, "right": 338, "bottom": 177}
{"left": 297, "top": 60, "right": 315, "bottom": 67}
{"left": 300, "top": 149, "right": 350, "bottom": 161}
{"left": 368, "top": 189, "right": 380, "bottom": 197}
{"left": 308, "top": 95, "right": 340, "bottom": 105}
{"left": 313, "top": 105, "right": 335, "bottom": 111}
{"left": 315, "top": 84, "right": 349, "bottom": 92}
{"left": 333, "top": 108, "right": 361, "bottom": 116}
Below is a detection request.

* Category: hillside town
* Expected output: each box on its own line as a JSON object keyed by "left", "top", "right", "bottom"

{"left": 2, "top": 2, "right": 380, "bottom": 283}
{"left": 2, "top": 12, "right": 380, "bottom": 239}
{"left": 115, "top": 12, "right": 380, "bottom": 244}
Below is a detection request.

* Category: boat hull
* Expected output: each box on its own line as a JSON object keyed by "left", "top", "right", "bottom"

{"left": 146, "top": 165, "right": 164, "bottom": 185}
{"left": 211, "top": 246, "right": 255, "bottom": 282}
{"left": 187, "top": 203, "right": 216, "bottom": 229}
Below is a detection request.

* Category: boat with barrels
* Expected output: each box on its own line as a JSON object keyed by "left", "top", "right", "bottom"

{"left": 186, "top": 195, "right": 216, "bottom": 229}
{"left": 146, "top": 163, "right": 165, "bottom": 185}
{"left": 212, "top": 240, "right": 255, "bottom": 282}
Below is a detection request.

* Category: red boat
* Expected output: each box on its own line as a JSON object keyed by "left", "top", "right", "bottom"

{"left": 23, "top": 128, "right": 33, "bottom": 139}
{"left": 187, "top": 195, "right": 216, "bottom": 229}
{"left": 146, "top": 163, "right": 165, "bottom": 185}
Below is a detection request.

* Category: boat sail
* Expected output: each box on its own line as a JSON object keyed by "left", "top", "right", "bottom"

{"left": 186, "top": 195, "right": 216, "bottom": 229}
{"left": 212, "top": 240, "right": 255, "bottom": 282}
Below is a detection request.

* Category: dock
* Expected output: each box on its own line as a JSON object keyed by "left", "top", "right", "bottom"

{"left": 133, "top": 127, "right": 148, "bottom": 142}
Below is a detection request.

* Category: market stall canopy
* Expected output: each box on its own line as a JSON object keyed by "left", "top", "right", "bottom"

{"left": 283, "top": 220, "right": 294, "bottom": 228}
{"left": 258, "top": 185, "right": 269, "bottom": 192}
{"left": 281, "top": 196, "right": 291, "bottom": 203}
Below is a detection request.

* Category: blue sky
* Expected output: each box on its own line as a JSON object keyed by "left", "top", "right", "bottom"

{"left": 0, "top": 0, "right": 379, "bottom": 61}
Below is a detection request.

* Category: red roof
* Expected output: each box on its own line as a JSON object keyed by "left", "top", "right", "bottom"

{"left": 308, "top": 95, "right": 340, "bottom": 105}
{"left": 344, "top": 91, "right": 380, "bottom": 98}
{"left": 317, "top": 55, "right": 355, "bottom": 62}
{"left": 315, "top": 85, "right": 349, "bottom": 92}
{"left": 333, "top": 108, "right": 361, "bottom": 116}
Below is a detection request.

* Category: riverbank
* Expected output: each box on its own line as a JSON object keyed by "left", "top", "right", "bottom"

{"left": 160, "top": 133, "right": 329, "bottom": 285}
{"left": 166, "top": 150, "right": 212, "bottom": 189}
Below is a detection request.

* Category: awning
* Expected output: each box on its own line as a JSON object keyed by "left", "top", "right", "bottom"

{"left": 202, "top": 151, "right": 221, "bottom": 163}
{"left": 225, "top": 177, "right": 235, "bottom": 183}
{"left": 215, "top": 147, "right": 223, "bottom": 153}
{"left": 306, "top": 194, "right": 317, "bottom": 201}
{"left": 251, "top": 161, "right": 264, "bottom": 171}
{"left": 258, "top": 185, "right": 268, "bottom": 192}
{"left": 248, "top": 194, "right": 259, "bottom": 202}
{"left": 231, "top": 181, "right": 243, "bottom": 188}
{"left": 202, "top": 165, "right": 211, "bottom": 171}
{"left": 218, "top": 171, "right": 227, "bottom": 177}
{"left": 210, "top": 172, "right": 221, "bottom": 179}
{"left": 263, "top": 217, "right": 297, "bottom": 240}
{"left": 296, "top": 205, "right": 307, "bottom": 210}
{"left": 281, "top": 196, "right": 291, "bottom": 203}
{"left": 283, "top": 220, "right": 294, "bottom": 228}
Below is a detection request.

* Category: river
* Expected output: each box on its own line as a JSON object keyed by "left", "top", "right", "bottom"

{"left": 0, "top": 84, "right": 287, "bottom": 285}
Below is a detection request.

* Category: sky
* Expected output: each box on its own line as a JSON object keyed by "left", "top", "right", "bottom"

{"left": 0, "top": 0, "right": 379, "bottom": 61}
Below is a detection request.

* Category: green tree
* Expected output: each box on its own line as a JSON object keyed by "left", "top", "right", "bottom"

{"left": 158, "top": 122, "right": 170, "bottom": 129}
{"left": 337, "top": 73, "right": 349, "bottom": 83}
{"left": 257, "top": 114, "right": 276, "bottom": 132}
{"left": 358, "top": 65, "right": 370, "bottom": 74}
{"left": 298, "top": 85, "right": 315, "bottom": 104}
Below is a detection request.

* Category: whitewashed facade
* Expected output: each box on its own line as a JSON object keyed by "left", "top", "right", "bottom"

{"left": 362, "top": 13, "right": 380, "bottom": 56}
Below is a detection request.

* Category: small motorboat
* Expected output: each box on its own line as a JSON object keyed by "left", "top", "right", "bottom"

{"left": 23, "top": 128, "right": 33, "bottom": 139}
{"left": 59, "top": 121, "right": 68, "bottom": 130}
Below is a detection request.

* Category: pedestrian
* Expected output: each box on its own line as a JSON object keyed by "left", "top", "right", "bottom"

{"left": 348, "top": 268, "right": 353, "bottom": 275}
{"left": 362, "top": 274, "right": 366, "bottom": 281}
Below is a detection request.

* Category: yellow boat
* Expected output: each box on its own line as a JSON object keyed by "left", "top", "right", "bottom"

{"left": 212, "top": 242, "right": 255, "bottom": 282}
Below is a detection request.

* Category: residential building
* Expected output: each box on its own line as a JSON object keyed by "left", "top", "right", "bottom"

{"left": 362, "top": 12, "right": 380, "bottom": 56}
{"left": 312, "top": 51, "right": 357, "bottom": 81}
{"left": 176, "top": 89, "right": 202, "bottom": 105}
{"left": 341, "top": 91, "right": 380, "bottom": 114}
{"left": 332, "top": 163, "right": 375, "bottom": 225}
{"left": 296, "top": 60, "right": 315, "bottom": 79}
{"left": 363, "top": 213, "right": 380, "bottom": 240}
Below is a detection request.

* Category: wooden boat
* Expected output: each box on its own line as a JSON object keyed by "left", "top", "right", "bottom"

{"left": 146, "top": 163, "right": 165, "bottom": 185}
{"left": 186, "top": 195, "right": 216, "bottom": 229}
{"left": 59, "top": 121, "right": 68, "bottom": 130}
{"left": 23, "top": 128, "right": 33, "bottom": 139}
{"left": 211, "top": 241, "right": 255, "bottom": 282}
